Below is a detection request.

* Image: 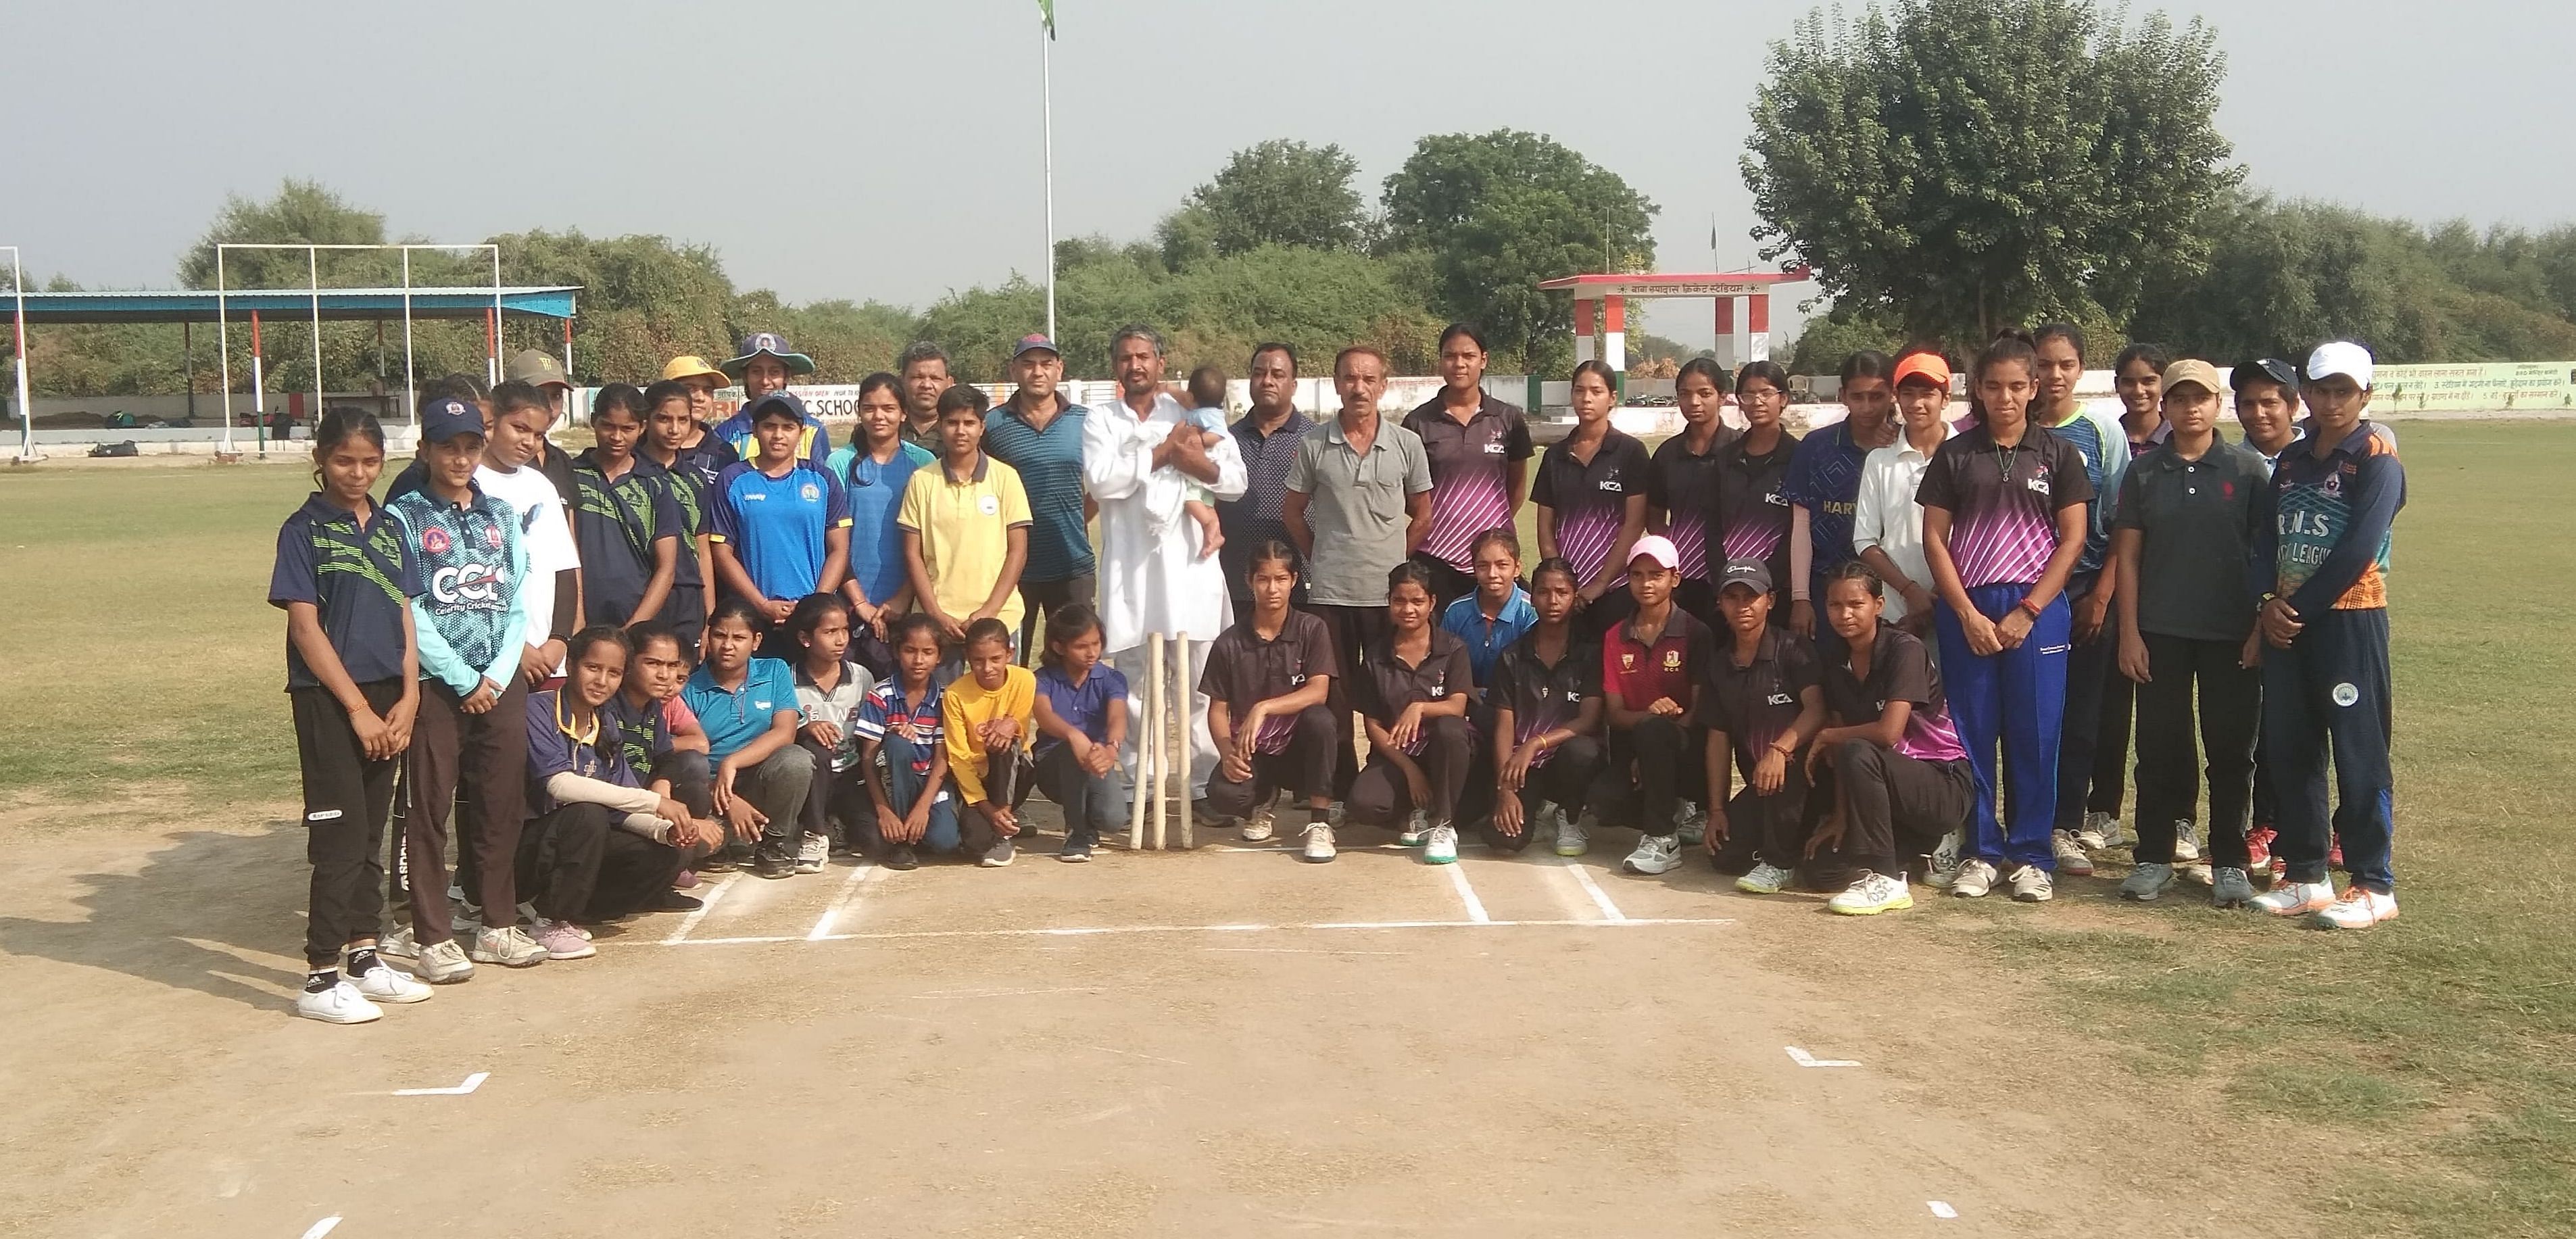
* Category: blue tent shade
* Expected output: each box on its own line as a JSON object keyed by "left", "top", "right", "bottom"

{"left": 12, "top": 286, "right": 579, "bottom": 324}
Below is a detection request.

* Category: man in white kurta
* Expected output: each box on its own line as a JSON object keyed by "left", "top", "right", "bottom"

{"left": 1082, "top": 325, "right": 1246, "bottom": 795}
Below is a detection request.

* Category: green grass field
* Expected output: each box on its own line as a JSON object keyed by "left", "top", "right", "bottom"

{"left": 5, "top": 423, "right": 2573, "bottom": 1235}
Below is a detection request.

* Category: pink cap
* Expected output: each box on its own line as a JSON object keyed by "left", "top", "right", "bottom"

{"left": 1628, "top": 535, "right": 1681, "bottom": 572}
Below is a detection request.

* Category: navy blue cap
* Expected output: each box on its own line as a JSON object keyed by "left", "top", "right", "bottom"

{"left": 419, "top": 397, "right": 483, "bottom": 443}
{"left": 1013, "top": 333, "right": 1060, "bottom": 359}
{"left": 744, "top": 391, "right": 812, "bottom": 424}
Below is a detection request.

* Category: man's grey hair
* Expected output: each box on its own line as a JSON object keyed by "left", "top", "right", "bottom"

{"left": 897, "top": 340, "right": 950, "bottom": 373}
{"left": 1109, "top": 323, "right": 1165, "bottom": 358}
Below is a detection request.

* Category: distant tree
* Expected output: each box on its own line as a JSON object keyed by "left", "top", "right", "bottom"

{"left": 1186, "top": 140, "right": 1365, "bottom": 256}
{"left": 178, "top": 178, "right": 390, "bottom": 291}
{"left": 1786, "top": 305, "right": 1907, "bottom": 375}
{"left": 1380, "top": 130, "right": 1658, "bottom": 368}
{"left": 1742, "top": 0, "right": 2241, "bottom": 343}
{"left": 1155, "top": 206, "right": 1219, "bottom": 272}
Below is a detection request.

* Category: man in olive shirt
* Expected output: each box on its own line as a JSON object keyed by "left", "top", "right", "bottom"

{"left": 1282, "top": 345, "right": 1434, "bottom": 798}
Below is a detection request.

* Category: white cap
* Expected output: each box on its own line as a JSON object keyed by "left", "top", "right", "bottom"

{"left": 2305, "top": 341, "right": 2374, "bottom": 389}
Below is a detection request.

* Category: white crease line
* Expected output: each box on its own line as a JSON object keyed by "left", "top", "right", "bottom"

{"left": 1534, "top": 856, "right": 1606, "bottom": 921}
{"left": 1785, "top": 1046, "right": 1860, "bottom": 1068}
{"left": 1200, "top": 946, "right": 1410, "bottom": 955}
{"left": 808, "top": 863, "right": 891, "bottom": 940}
{"left": 1085, "top": 1045, "right": 1188, "bottom": 1067}
{"left": 909, "top": 986, "right": 1106, "bottom": 999}
{"left": 621, "top": 917, "right": 1733, "bottom": 946}
{"left": 1928, "top": 1201, "right": 1958, "bottom": 1219}
{"left": 1560, "top": 858, "right": 1630, "bottom": 923}
{"left": 661, "top": 872, "right": 738, "bottom": 944}
{"left": 390, "top": 1071, "right": 489, "bottom": 1096}
{"left": 1441, "top": 861, "right": 1491, "bottom": 923}
{"left": 299, "top": 1218, "right": 342, "bottom": 1239}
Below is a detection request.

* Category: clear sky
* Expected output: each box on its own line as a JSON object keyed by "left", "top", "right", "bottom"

{"left": 8, "top": 0, "right": 2569, "bottom": 348}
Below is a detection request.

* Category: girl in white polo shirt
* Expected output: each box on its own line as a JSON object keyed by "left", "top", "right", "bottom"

{"left": 1851, "top": 350, "right": 1955, "bottom": 638}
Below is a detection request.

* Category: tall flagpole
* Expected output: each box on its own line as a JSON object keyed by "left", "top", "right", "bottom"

{"left": 1042, "top": 15, "right": 1057, "bottom": 344}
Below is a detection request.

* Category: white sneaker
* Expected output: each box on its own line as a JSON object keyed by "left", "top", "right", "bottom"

{"left": 1828, "top": 871, "right": 1914, "bottom": 916}
{"left": 1924, "top": 829, "right": 1964, "bottom": 889}
{"left": 797, "top": 833, "right": 829, "bottom": 874}
{"left": 1397, "top": 810, "right": 1430, "bottom": 847}
{"left": 1301, "top": 821, "right": 1337, "bottom": 863}
{"left": 2073, "top": 810, "right": 2112, "bottom": 852}
{"left": 2007, "top": 863, "right": 2054, "bottom": 903}
{"left": 2252, "top": 880, "right": 2335, "bottom": 918}
{"left": 295, "top": 980, "right": 383, "bottom": 1025}
{"left": 2172, "top": 820, "right": 2201, "bottom": 863}
{"left": 1735, "top": 861, "right": 1793, "bottom": 895}
{"left": 1553, "top": 806, "right": 1589, "bottom": 857}
{"left": 1622, "top": 834, "right": 1682, "bottom": 875}
{"left": 2051, "top": 830, "right": 2095, "bottom": 877}
{"left": 377, "top": 925, "right": 420, "bottom": 959}
{"left": 470, "top": 925, "right": 548, "bottom": 967}
{"left": 2316, "top": 886, "right": 2398, "bottom": 930}
{"left": 531, "top": 917, "right": 597, "bottom": 961}
{"left": 1951, "top": 858, "right": 1999, "bottom": 898}
{"left": 348, "top": 962, "right": 433, "bottom": 1004}
{"left": 1423, "top": 823, "right": 1458, "bottom": 865}
{"left": 414, "top": 938, "right": 475, "bottom": 983}
{"left": 1240, "top": 806, "right": 1276, "bottom": 844}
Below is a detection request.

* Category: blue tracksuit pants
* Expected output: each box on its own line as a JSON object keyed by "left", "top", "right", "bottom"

{"left": 2261, "top": 606, "right": 2395, "bottom": 892}
{"left": 1935, "top": 583, "right": 2071, "bottom": 871}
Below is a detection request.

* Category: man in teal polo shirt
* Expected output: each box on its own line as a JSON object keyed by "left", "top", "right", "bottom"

{"left": 981, "top": 333, "right": 1095, "bottom": 656}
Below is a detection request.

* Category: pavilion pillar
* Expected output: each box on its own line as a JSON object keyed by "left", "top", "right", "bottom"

{"left": 1603, "top": 296, "right": 1626, "bottom": 373}
{"left": 1748, "top": 293, "right": 1772, "bottom": 363}
{"left": 1714, "top": 295, "right": 1738, "bottom": 370}
{"left": 1573, "top": 299, "right": 1596, "bottom": 364}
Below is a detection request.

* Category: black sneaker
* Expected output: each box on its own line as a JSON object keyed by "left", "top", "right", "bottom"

{"left": 1058, "top": 835, "right": 1094, "bottom": 863}
{"left": 885, "top": 845, "right": 920, "bottom": 872}
{"left": 753, "top": 847, "right": 795, "bottom": 880}
{"left": 697, "top": 849, "right": 738, "bottom": 874}
{"left": 648, "top": 892, "right": 705, "bottom": 913}
{"left": 979, "top": 835, "right": 1017, "bottom": 868}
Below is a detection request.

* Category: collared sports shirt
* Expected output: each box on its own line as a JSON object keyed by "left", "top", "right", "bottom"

{"left": 1714, "top": 432, "right": 1800, "bottom": 594}
{"left": 1646, "top": 425, "right": 1741, "bottom": 581}
{"left": 388, "top": 483, "right": 529, "bottom": 696}
{"left": 1439, "top": 587, "right": 1538, "bottom": 687}
{"left": 2254, "top": 423, "right": 2404, "bottom": 614}
{"left": 270, "top": 492, "right": 422, "bottom": 689}
{"left": 1198, "top": 610, "right": 1340, "bottom": 754}
{"left": 1697, "top": 625, "right": 1821, "bottom": 775}
{"left": 1822, "top": 623, "right": 1969, "bottom": 764}
{"left": 1603, "top": 606, "right": 1717, "bottom": 716}
{"left": 708, "top": 459, "right": 854, "bottom": 604}
{"left": 1490, "top": 633, "right": 1602, "bottom": 764}
{"left": 980, "top": 395, "right": 1096, "bottom": 584}
{"left": 1402, "top": 392, "right": 1534, "bottom": 572}
{"left": 1914, "top": 423, "right": 2093, "bottom": 589}
{"left": 1533, "top": 428, "right": 1652, "bottom": 592}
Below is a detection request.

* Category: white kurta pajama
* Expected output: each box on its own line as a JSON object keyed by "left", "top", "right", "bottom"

{"left": 1083, "top": 391, "right": 1247, "bottom": 795}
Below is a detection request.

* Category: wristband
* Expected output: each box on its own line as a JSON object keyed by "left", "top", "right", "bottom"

{"left": 2016, "top": 598, "right": 2044, "bottom": 620}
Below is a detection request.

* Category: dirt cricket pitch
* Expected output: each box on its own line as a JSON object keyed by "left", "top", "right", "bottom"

{"left": 0, "top": 789, "right": 2268, "bottom": 1239}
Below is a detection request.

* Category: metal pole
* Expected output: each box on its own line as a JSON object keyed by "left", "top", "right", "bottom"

{"left": 251, "top": 310, "right": 266, "bottom": 455}
{"left": 1042, "top": 24, "right": 1056, "bottom": 345}
{"left": 308, "top": 247, "right": 324, "bottom": 439}
{"left": 401, "top": 248, "right": 416, "bottom": 432}
{"left": 184, "top": 320, "right": 197, "bottom": 423}
{"left": 218, "top": 247, "right": 234, "bottom": 455}
{"left": 489, "top": 248, "right": 502, "bottom": 388}
{"left": 9, "top": 247, "right": 32, "bottom": 463}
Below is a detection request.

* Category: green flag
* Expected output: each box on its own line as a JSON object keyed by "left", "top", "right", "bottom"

{"left": 1038, "top": 0, "right": 1055, "bottom": 39}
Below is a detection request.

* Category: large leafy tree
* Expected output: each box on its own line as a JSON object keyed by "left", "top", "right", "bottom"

{"left": 1183, "top": 139, "right": 1366, "bottom": 258}
{"left": 1380, "top": 130, "right": 1657, "bottom": 369}
{"left": 1741, "top": 0, "right": 2241, "bottom": 345}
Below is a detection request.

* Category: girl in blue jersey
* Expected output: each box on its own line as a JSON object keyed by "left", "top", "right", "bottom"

{"left": 270, "top": 409, "right": 435, "bottom": 1023}
{"left": 1916, "top": 330, "right": 2095, "bottom": 903}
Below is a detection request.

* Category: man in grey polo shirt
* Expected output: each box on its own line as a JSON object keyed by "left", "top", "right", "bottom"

{"left": 1283, "top": 344, "right": 1434, "bottom": 798}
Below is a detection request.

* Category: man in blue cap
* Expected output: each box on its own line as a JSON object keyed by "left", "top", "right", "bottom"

{"left": 710, "top": 332, "right": 831, "bottom": 467}
{"left": 980, "top": 333, "right": 1096, "bottom": 654}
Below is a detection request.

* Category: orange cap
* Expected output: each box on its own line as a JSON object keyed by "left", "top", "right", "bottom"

{"left": 1893, "top": 352, "right": 1952, "bottom": 390}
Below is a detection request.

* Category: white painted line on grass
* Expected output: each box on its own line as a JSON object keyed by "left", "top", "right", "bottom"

{"left": 1928, "top": 1200, "right": 1958, "bottom": 1219}
{"left": 808, "top": 863, "right": 890, "bottom": 940}
{"left": 621, "top": 916, "right": 1733, "bottom": 947}
{"left": 1441, "top": 862, "right": 1491, "bottom": 923}
{"left": 1784, "top": 1046, "right": 1858, "bottom": 1068}
{"left": 299, "top": 1217, "right": 341, "bottom": 1239}
{"left": 661, "top": 872, "right": 737, "bottom": 944}
{"left": 391, "top": 1071, "right": 488, "bottom": 1096}
{"left": 1560, "top": 858, "right": 1630, "bottom": 923}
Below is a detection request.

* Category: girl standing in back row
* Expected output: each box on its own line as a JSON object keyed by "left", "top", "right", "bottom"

{"left": 270, "top": 409, "right": 435, "bottom": 1023}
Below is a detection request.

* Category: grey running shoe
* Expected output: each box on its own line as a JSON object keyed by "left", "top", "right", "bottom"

{"left": 2210, "top": 866, "right": 2257, "bottom": 908}
{"left": 2120, "top": 862, "right": 2176, "bottom": 902}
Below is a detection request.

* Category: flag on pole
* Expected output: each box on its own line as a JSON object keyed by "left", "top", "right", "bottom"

{"left": 1038, "top": 0, "right": 1055, "bottom": 39}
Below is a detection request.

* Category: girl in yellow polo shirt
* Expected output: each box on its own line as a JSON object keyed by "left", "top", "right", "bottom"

{"left": 943, "top": 617, "right": 1037, "bottom": 867}
{"left": 898, "top": 385, "right": 1033, "bottom": 656}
